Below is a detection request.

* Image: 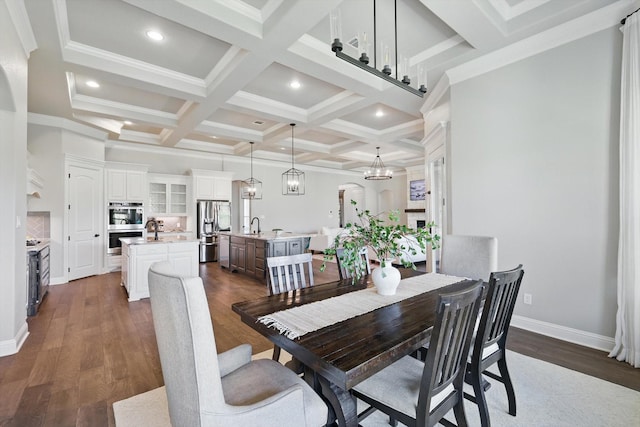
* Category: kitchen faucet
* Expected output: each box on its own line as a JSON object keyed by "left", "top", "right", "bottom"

{"left": 250, "top": 217, "right": 261, "bottom": 234}
{"left": 145, "top": 219, "right": 159, "bottom": 241}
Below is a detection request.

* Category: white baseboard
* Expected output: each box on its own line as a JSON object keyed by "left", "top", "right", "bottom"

{"left": 511, "top": 315, "right": 615, "bottom": 352}
{"left": 51, "top": 276, "right": 67, "bottom": 285}
{"left": 0, "top": 321, "right": 29, "bottom": 357}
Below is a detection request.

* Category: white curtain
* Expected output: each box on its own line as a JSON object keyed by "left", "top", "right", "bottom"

{"left": 610, "top": 12, "right": 640, "bottom": 368}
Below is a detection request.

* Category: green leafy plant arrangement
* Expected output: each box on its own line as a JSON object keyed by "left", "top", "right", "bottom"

{"left": 320, "top": 200, "right": 440, "bottom": 281}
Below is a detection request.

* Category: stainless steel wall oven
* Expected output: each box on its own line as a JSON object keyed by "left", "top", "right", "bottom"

{"left": 108, "top": 230, "right": 144, "bottom": 255}
{"left": 108, "top": 202, "right": 144, "bottom": 230}
{"left": 107, "top": 202, "right": 144, "bottom": 255}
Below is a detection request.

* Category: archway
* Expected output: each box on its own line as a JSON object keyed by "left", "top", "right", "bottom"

{"left": 338, "top": 183, "right": 364, "bottom": 227}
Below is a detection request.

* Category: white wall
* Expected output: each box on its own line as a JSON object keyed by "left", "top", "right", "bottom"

{"left": 27, "top": 124, "right": 105, "bottom": 281}
{"left": 449, "top": 27, "right": 621, "bottom": 339}
{"left": 0, "top": 1, "right": 29, "bottom": 355}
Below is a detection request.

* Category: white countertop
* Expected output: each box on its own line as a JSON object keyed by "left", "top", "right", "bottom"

{"left": 120, "top": 236, "right": 198, "bottom": 245}
{"left": 219, "top": 231, "right": 314, "bottom": 241}
{"left": 27, "top": 239, "right": 50, "bottom": 252}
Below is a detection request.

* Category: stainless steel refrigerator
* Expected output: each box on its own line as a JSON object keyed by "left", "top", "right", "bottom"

{"left": 197, "top": 200, "right": 231, "bottom": 262}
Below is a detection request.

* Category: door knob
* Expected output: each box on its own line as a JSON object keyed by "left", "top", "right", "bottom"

{"left": 94, "top": 234, "right": 100, "bottom": 237}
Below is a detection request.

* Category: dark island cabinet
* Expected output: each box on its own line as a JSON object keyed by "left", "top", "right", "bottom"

{"left": 223, "top": 234, "right": 310, "bottom": 284}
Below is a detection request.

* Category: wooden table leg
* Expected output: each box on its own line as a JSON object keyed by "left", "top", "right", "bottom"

{"left": 317, "top": 375, "right": 358, "bottom": 427}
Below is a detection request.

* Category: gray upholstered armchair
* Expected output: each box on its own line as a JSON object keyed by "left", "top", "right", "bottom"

{"left": 439, "top": 235, "right": 498, "bottom": 281}
{"left": 145, "top": 262, "right": 328, "bottom": 427}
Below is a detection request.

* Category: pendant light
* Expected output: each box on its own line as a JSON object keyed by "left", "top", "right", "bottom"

{"left": 364, "top": 146, "right": 392, "bottom": 180}
{"left": 241, "top": 141, "right": 262, "bottom": 199}
{"left": 282, "top": 123, "right": 305, "bottom": 195}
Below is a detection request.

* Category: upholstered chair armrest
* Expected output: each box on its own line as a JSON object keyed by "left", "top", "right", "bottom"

{"left": 203, "top": 385, "right": 307, "bottom": 426}
{"left": 218, "top": 343, "right": 252, "bottom": 377}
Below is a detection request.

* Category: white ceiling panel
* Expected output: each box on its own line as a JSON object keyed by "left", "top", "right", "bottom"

{"left": 66, "top": 0, "right": 230, "bottom": 78}
{"left": 22, "top": 0, "right": 623, "bottom": 175}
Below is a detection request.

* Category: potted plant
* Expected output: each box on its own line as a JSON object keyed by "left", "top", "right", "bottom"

{"left": 321, "top": 200, "right": 440, "bottom": 295}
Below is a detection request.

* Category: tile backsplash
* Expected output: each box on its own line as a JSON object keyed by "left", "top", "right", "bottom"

{"left": 27, "top": 211, "right": 51, "bottom": 239}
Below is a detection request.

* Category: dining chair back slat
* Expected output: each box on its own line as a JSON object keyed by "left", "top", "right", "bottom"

{"left": 267, "top": 253, "right": 314, "bottom": 296}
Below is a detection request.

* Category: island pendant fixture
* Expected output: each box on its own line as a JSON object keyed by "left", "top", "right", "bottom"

{"left": 282, "top": 123, "right": 305, "bottom": 195}
{"left": 330, "top": 0, "right": 427, "bottom": 97}
{"left": 364, "top": 147, "right": 392, "bottom": 180}
{"left": 241, "top": 141, "right": 262, "bottom": 200}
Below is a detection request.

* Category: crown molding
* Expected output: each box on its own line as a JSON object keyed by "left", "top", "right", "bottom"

{"left": 420, "top": 73, "right": 450, "bottom": 116}
{"left": 446, "top": 0, "right": 635, "bottom": 85}
{"left": 5, "top": 0, "right": 37, "bottom": 57}
{"left": 421, "top": 120, "right": 447, "bottom": 146}
{"left": 28, "top": 113, "right": 108, "bottom": 141}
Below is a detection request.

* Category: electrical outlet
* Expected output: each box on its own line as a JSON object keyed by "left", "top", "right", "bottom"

{"left": 523, "top": 293, "right": 532, "bottom": 305}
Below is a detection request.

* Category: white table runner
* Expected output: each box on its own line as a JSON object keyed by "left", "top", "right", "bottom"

{"left": 257, "top": 273, "right": 467, "bottom": 339}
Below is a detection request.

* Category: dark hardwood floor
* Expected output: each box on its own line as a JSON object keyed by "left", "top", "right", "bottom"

{"left": 0, "top": 259, "right": 638, "bottom": 426}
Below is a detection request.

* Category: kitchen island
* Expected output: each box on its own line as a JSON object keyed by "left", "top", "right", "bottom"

{"left": 219, "top": 232, "right": 312, "bottom": 283}
{"left": 120, "top": 236, "right": 199, "bottom": 301}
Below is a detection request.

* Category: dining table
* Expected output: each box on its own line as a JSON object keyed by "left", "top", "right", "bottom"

{"left": 232, "top": 269, "right": 480, "bottom": 427}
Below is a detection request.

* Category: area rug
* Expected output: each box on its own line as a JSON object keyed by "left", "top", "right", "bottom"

{"left": 254, "top": 349, "right": 640, "bottom": 427}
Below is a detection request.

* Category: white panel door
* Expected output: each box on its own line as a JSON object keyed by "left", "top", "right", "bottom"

{"left": 68, "top": 164, "right": 102, "bottom": 281}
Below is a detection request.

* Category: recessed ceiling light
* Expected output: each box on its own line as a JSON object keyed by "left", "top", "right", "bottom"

{"left": 211, "top": 136, "right": 218, "bottom": 139}
{"left": 289, "top": 80, "right": 301, "bottom": 89}
{"left": 146, "top": 30, "right": 164, "bottom": 41}
{"left": 375, "top": 110, "right": 384, "bottom": 117}
{"left": 280, "top": 147, "right": 286, "bottom": 150}
{"left": 86, "top": 80, "right": 100, "bottom": 88}
{"left": 123, "top": 120, "right": 133, "bottom": 125}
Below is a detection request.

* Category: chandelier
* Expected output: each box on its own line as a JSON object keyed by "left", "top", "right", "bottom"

{"left": 364, "top": 147, "right": 392, "bottom": 180}
{"left": 330, "top": 0, "right": 427, "bottom": 97}
{"left": 241, "top": 141, "right": 262, "bottom": 199}
{"left": 282, "top": 123, "right": 305, "bottom": 195}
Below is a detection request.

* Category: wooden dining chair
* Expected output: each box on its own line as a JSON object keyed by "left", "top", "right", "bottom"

{"left": 464, "top": 264, "right": 524, "bottom": 427}
{"left": 352, "top": 280, "right": 484, "bottom": 427}
{"left": 335, "top": 247, "right": 371, "bottom": 281}
{"left": 266, "top": 253, "right": 315, "bottom": 364}
{"left": 266, "top": 252, "right": 315, "bottom": 295}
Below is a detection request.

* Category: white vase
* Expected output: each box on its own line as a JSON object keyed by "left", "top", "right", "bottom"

{"left": 372, "top": 259, "right": 401, "bottom": 295}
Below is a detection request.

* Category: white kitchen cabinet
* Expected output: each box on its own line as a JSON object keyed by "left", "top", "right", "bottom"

{"left": 120, "top": 238, "right": 198, "bottom": 301}
{"left": 106, "top": 168, "right": 146, "bottom": 202}
{"left": 190, "top": 169, "right": 233, "bottom": 201}
{"left": 148, "top": 174, "right": 188, "bottom": 216}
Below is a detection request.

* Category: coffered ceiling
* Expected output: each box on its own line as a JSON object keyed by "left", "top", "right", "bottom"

{"left": 23, "top": 0, "right": 624, "bottom": 174}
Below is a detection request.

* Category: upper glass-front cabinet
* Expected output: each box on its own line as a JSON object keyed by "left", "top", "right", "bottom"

{"left": 170, "top": 183, "right": 187, "bottom": 214}
{"left": 147, "top": 176, "right": 188, "bottom": 216}
{"left": 149, "top": 182, "right": 167, "bottom": 214}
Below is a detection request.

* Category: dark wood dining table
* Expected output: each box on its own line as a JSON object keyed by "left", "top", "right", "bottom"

{"left": 232, "top": 270, "right": 478, "bottom": 427}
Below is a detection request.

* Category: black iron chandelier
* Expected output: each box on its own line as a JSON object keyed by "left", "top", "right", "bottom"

{"left": 330, "top": 0, "right": 426, "bottom": 97}
{"left": 282, "top": 124, "right": 305, "bottom": 195}
{"left": 241, "top": 141, "right": 262, "bottom": 200}
{"left": 364, "top": 147, "right": 392, "bottom": 180}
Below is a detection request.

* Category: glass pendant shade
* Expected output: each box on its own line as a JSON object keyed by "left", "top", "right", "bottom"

{"left": 282, "top": 123, "right": 305, "bottom": 195}
{"left": 364, "top": 146, "right": 392, "bottom": 180}
{"left": 241, "top": 141, "right": 263, "bottom": 199}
